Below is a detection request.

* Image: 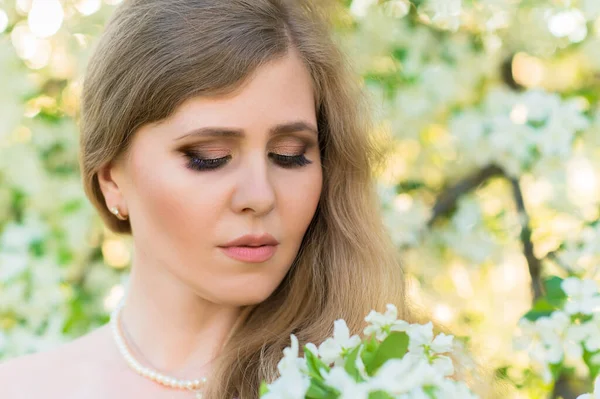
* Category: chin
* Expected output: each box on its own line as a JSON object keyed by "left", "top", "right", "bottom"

{"left": 219, "top": 285, "right": 280, "bottom": 307}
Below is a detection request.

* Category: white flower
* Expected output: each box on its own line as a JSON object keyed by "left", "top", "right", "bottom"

{"left": 561, "top": 277, "right": 600, "bottom": 315}
{"left": 382, "top": 196, "right": 431, "bottom": 247}
{"left": 406, "top": 322, "right": 435, "bottom": 355}
{"left": 318, "top": 319, "right": 362, "bottom": 366}
{"left": 535, "top": 311, "right": 573, "bottom": 364}
{"left": 263, "top": 334, "right": 311, "bottom": 399}
{"left": 426, "top": 0, "right": 462, "bottom": 30}
{"left": 277, "top": 334, "right": 308, "bottom": 375}
{"left": 581, "top": 314, "right": 600, "bottom": 352}
{"left": 421, "top": 64, "right": 460, "bottom": 103}
{"left": 305, "top": 342, "right": 319, "bottom": 357}
{"left": 563, "top": 323, "right": 587, "bottom": 362}
{"left": 514, "top": 316, "right": 564, "bottom": 382}
{"left": 0, "top": 251, "right": 29, "bottom": 282}
{"left": 431, "top": 333, "right": 454, "bottom": 353}
{"left": 364, "top": 303, "right": 409, "bottom": 340}
{"left": 432, "top": 379, "right": 480, "bottom": 399}
{"left": 349, "top": 0, "right": 377, "bottom": 18}
{"left": 431, "top": 355, "right": 455, "bottom": 377}
{"left": 405, "top": 322, "right": 454, "bottom": 354}
{"left": 0, "top": 218, "right": 47, "bottom": 251}
{"left": 403, "top": 323, "right": 455, "bottom": 377}
{"left": 264, "top": 308, "right": 478, "bottom": 399}
{"left": 354, "top": 345, "right": 370, "bottom": 381}
{"left": 262, "top": 369, "right": 310, "bottom": 399}
{"left": 320, "top": 368, "right": 371, "bottom": 399}
{"left": 368, "top": 356, "right": 440, "bottom": 394}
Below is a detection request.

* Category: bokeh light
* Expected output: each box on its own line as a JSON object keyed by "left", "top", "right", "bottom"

{"left": 0, "top": 9, "right": 8, "bottom": 33}
{"left": 27, "top": 0, "right": 64, "bottom": 38}
{"left": 76, "top": 0, "right": 101, "bottom": 16}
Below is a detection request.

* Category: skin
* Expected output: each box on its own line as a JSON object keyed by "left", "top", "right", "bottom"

{"left": 0, "top": 49, "right": 323, "bottom": 398}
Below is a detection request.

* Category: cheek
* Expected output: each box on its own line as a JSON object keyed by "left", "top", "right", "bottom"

{"left": 128, "top": 152, "right": 224, "bottom": 246}
{"left": 278, "top": 168, "right": 322, "bottom": 240}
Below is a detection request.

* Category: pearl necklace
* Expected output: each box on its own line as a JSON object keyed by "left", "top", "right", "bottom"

{"left": 109, "top": 301, "right": 208, "bottom": 398}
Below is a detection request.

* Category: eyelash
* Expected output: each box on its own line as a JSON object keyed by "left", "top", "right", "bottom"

{"left": 184, "top": 152, "right": 313, "bottom": 172}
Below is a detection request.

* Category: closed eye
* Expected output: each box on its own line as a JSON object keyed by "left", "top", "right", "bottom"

{"left": 183, "top": 152, "right": 312, "bottom": 172}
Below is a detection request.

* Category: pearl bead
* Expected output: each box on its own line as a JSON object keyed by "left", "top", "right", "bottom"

{"left": 109, "top": 301, "right": 208, "bottom": 394}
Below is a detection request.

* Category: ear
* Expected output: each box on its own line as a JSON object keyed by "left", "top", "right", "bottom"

{"left": 97, "top": 160, "right": 127, "bottom": 214}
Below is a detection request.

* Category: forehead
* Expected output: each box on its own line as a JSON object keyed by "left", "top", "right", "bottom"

{"left": 161, "top": 51, "right": 317, "bottom": 133}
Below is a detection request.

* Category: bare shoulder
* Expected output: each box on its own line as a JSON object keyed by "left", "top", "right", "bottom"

{"left": 0, "top": 324, "right": 117, "bottom": 398}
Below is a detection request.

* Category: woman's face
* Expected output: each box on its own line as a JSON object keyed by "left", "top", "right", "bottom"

{"left": 100, "top": 51, "right": 322, "bottom": 305}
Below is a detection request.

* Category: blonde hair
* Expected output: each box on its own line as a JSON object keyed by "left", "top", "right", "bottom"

{"left": 78, "top": 0, "right": 490, "bottom": 397}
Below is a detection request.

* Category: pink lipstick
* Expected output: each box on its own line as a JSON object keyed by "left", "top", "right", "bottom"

{"left": 219, "top": 245, "right": 277, "bottom": 263}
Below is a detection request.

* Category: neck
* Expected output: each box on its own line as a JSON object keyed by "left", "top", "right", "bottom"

{"left": 117, "top": 252, "right": 243, "bottom": 379}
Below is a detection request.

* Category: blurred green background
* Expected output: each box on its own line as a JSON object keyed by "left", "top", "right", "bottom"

{"left": 1, "top": 0, "right": 600, "bottom": 397}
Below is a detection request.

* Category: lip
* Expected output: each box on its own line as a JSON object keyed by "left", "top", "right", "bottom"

{"left": 219, "top": 233, "right": 279, "bottom": 248}
{"left": 219, "top": 245, "right": 278, "bottom": 263}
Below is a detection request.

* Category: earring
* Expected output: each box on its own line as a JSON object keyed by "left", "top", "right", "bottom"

{"left": 110, "top": 206, "right": 128, "bottom": 221}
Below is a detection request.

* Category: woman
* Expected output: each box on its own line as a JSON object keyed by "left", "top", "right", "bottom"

{"left": 0, "top": 0, "right": 458, "bottom": 398}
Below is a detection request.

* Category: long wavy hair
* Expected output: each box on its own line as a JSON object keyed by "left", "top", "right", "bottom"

{"left": 78, "top": 0, "right": 494, "bottom": 398}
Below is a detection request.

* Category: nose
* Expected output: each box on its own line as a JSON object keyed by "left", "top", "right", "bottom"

{"left": 230, "top": 154, "right": 276, "bottom": 216}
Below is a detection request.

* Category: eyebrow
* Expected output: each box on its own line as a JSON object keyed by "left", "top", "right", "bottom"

{"left": 175, "top": 121, "right": 318, "bottom": 141}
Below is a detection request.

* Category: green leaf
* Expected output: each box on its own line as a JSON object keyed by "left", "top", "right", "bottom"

{"left": 344, "top": 345, "right": 364, "bottom": 382}
{"left": 259, "top": 381, "right": 270, "bottom": 397}
{"left": 396, "top": 180, "right": 426, "bottom": 193}
{"left": 549, "top": 362, "right": 563, "bottom": 382}
{"left": 423, "top": 385, "right": 437, "bottom": 399}
{"left": 523, "top": 298, "right": 557, "bottom": 321}
{"left": 368, "top": 391, "right": 395, "bottom": 399}
{"left": 391, "top": 47, "right": 408, "bottom": 62}
{"left": 364, "top": 331, "right": 409, "bottom": 375}
{"left": 305, "top": 378, "right": 340, "bottom": 399}
{"left": 583, "top": 348, "right": 600, "bottom": 377}
{"left": 544, "top": 276, "right": 567, "bottom": 307}
{"left": 360, "top": 335, "right": 380, "bottom": 376}
{"left": 304, "top": 346, "right": 330, "bottom": 381}
{"left": 30, "top": 239, "right": 45, "bottom": 257}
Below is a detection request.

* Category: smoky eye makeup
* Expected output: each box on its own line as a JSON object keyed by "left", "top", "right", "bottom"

{"left": 180, "top": 143, "right": 314, "bottom": 172}
{"left": 179, "top": 145, "right": 232, "bottom": 171}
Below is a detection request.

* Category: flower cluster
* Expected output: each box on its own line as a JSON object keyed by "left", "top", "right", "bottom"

{"left": 260, "top": 304, "right": 477, "bottom": 399}
{"left": 449, "top": 88, "right": 590, "bottom": 177}
{"left": 514, "top": 276, "right": 600, "bottom": 384}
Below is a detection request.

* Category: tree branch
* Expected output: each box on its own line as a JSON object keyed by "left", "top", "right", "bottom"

{"left": 509, "top": 177, "right": 544, "bottom": 302}
{"left": 427, "top": 164, "right": 505, "bottom": 227}
{"left": 426, "top": 163, "right": 544, "bottom": 302}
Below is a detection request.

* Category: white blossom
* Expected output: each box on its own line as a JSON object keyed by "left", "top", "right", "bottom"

{"left": 320, "top": 368, "right": 371, "bottom": 399}
{"left": 427, "top": 0, "right": 462, "bottom": 31}
{"left": 261, "top": 369, "right": 310, "bottom": 399}
{"left": 368, "top": 356, "right": 441, "bottom": 394}
{"left": 364, "top": 303, "right": 409, "bottom": 340}
{"left": 277, "top": 334, "right": 308, "bottom": 375}
{"left": 318, "top": 319, "right": 362, "bottom": 366}
{"left": 561, "top": 277, "right": 600, "bottom": 315}
{"left": 263, "top": 334, "right": 311, "bottom": 399}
